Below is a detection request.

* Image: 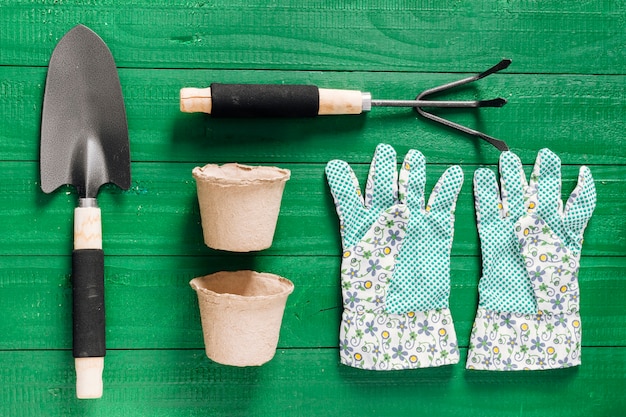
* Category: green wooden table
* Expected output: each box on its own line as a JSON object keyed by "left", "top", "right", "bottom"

{"left": 1, "top": 1, "right": 624, "bottom": 416}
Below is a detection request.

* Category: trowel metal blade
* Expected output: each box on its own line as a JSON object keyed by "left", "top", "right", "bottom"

{"left": 40, "top": 24, "right": 130, "bottom": 198}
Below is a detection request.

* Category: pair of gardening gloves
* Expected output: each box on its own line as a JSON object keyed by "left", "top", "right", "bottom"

{"left": 325, "top": 144, "right": 596, "bottom": 371}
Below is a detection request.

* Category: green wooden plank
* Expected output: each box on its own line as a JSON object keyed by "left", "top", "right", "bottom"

{"left": 1, "top": 256, "right": 622, "bottom": 350}
{"left": 0, "top": 348, "right": 624, "bottom": 417}
{"left": 1, "top": 67, "right": 624, "bottom": 164}
{"left": 0, "top": 162, "right": 622, "bottom": 256}
{"left": 0, "top": 1, "right": 623, "bottom": 74}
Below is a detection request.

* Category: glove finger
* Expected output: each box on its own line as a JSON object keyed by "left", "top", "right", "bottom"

{"left": 427, "top": 165, "right": 464, "bottom": 214}
{"left": 398, "top": 149, "right": 425, "bottom": 209}
{"left": 365, "top": 143, "right": 398, "bottom": 209}
{"left": 499, "top": 151, "right": 527, "bottom": 219}
{"left": 473, "top": 168, "right": 502, "bottom": 227}
{"left": 563, "top": 166, "right": 596, "bottom": 250}
{"left": 326, "top": 159, "right": 365, "bottom": 223}
{"left": 528, "top": 148, "right": 562, "bottom": 215}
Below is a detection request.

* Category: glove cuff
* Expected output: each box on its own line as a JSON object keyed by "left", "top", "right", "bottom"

{"left": 466, "top": 308, "right": 581, "bottom": 371}
{"left": 340, "top": 308, "right": 459, "bottom": 370}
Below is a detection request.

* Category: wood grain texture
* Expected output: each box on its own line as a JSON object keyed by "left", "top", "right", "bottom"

{"left": 0, "top": 1, "right": 623, "bottom": 73}
{"left": 0, "top": 349, "right": 625, "bottom": 417}
{"left": 0, "top": 0, "right": 624, "bottom": 415}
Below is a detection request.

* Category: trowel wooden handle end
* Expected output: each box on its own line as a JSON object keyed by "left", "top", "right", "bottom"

{"left": 75, "top": 357, "right": 104, "bottom": 399}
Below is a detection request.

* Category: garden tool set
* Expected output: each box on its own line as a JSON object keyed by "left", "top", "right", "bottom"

{"left": 39, "top": 25, "right": 595, "bottom": 398}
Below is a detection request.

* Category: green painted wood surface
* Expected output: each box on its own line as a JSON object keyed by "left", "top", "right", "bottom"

{"left": 0, "top": 1, "right": 625, "bottom": 416}
{"left": 1, "top": 349, "right": 625, "bottom": 417}
{"left": 0, "top": 1, "right": 623, "bottom": 74}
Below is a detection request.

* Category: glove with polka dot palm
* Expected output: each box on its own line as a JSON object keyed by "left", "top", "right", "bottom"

{"left": 325, "top": 143, "right": 463, "bottom": 370}
{"left": 467, "top": 149, "right": 596, "bottom": 371}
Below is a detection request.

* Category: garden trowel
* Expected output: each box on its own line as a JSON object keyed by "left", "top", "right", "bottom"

{"left": 40, "top": 24, "right": 130, "bottom": 399}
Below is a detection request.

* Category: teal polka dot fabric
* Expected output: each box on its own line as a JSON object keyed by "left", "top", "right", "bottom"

{"left": 387, "top": 159, "right": 464, "bottom": 313}
{"left": 325, "top": 144, "right": 398, "bottom": 250}
{"left": 474, "top": 160, "right": 536, "bottom": 314}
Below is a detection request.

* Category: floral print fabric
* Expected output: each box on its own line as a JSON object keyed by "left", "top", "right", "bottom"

{"left": 339, "top": 206, "right": 458, "bottom": 370}
{"left": 466, "top": 308, "right": 581, "bottom": 370}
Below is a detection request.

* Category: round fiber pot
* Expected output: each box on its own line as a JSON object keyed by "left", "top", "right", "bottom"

{"left": 192, "top": 163, "right": 291, "bottom": 252}
{"left": 189, "top": 270, "right": 294, "bottom": 367}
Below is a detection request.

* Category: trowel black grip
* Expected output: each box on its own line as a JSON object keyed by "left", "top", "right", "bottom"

{"left": 210, "top": 83, "right": 319, "bottom": 117}
{"left": 72, "top": 249, "right": 106, "bottom": 358}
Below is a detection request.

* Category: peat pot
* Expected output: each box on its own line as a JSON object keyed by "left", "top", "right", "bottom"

{"left": 192, "top": 163, "right": 291, "bottom": 252}
{"left": 190, "top": 270, "right": 295, "bottom": 367}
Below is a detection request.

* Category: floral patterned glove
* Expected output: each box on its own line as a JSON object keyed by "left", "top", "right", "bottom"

{"left": 467, "top": 149, "right": 596, "bottom": 370}
{"left": 325, "top": 144, "right": 463, "bottom": 370}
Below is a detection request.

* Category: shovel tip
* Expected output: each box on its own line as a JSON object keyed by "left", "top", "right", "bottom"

{"left": 67, "top": 24, "right": 99, "bottom": 38}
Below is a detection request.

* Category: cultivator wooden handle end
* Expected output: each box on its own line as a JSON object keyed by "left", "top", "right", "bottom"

{"left": 180, "top": 84, "right": 366, "bottom": 117}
